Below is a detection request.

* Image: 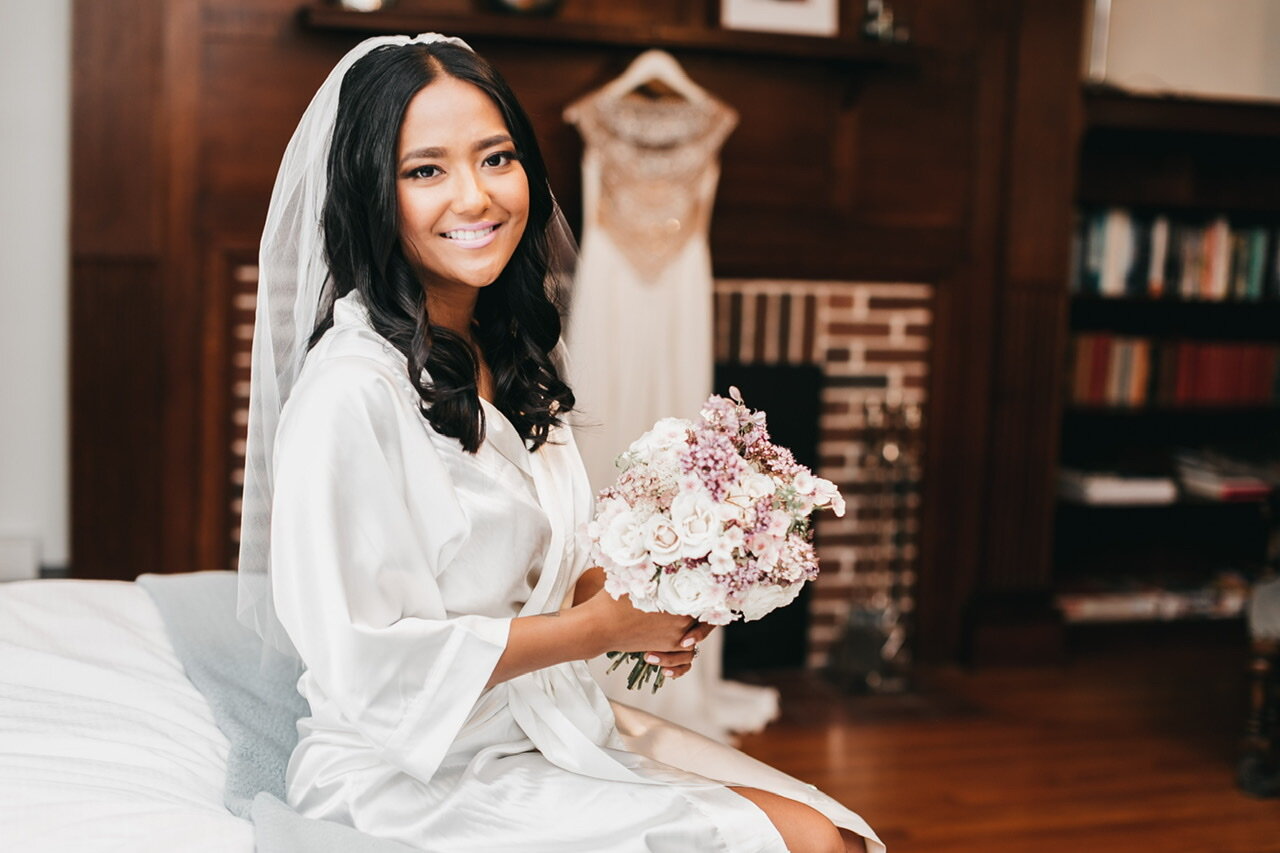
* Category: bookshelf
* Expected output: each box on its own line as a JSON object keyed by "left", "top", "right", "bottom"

{"left": 1055, "top": 86, "right": 1280, "bottom": 627}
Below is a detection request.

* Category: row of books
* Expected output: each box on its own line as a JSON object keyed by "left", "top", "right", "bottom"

{"left": 1070, "top": 207, "right": 1278, "bottom": 301}
{"left": 1059, "top": 446, "right": 1278, "bottom": 506}
{"left": 1067, "top": 334, "right": 1280, "bottom": 407}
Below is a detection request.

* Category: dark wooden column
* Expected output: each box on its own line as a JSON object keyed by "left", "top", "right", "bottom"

{"left": 963, "top": 0, "right": 1086, "bottom": 662}
{"left": 71, "top": 0, "right": 206, "bottom": 579}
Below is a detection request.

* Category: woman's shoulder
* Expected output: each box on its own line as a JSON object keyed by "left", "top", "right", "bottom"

{"left": 284, "top": 306, "right": 418, "bottom": 432}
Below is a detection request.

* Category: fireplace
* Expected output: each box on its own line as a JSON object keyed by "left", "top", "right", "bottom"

{"left": 714, "top": 279, "right": 932, "bottom": 682}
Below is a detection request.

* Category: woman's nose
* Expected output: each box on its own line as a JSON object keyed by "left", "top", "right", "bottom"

{"left": 452, "top": 168, "right": 491, "bottom": 215}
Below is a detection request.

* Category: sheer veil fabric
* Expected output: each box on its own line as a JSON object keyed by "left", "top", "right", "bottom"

{"left": 235, "top": 33, "right": 578, "bottom": 661}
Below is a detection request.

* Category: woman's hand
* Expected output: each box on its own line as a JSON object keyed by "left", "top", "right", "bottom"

{"left": 582, "top": 586, "right": 716, "bottom": 679}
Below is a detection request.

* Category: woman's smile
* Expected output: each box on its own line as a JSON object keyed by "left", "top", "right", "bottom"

{"left": 440, "top": 221, "right": 502, "bottom": 248}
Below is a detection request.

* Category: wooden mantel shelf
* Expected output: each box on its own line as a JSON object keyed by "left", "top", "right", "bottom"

{"left": 302, "top": 4, "right": 920, "bottom": 66}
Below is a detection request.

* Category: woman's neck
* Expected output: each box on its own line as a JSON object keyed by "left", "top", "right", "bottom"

{"left": 426, "top": 288, "right": 480, "bottom": 344}
{"left": 425, "top": 288, "right": 494, "bottom": 402}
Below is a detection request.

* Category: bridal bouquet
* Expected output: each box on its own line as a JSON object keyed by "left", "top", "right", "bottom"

{"left": 583, "top": 388, "right": 845, "bottom": 692}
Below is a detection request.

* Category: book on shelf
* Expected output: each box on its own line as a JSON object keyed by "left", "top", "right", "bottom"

{"left": 1055, "top": 571, "right": 1249, "bottom": 624}
{"left": 1066, "top": 334, "right": 1280, "bottom": 407}
{"left": 1071, "top": 207, "right": 1277, "bottom": 301}
{"left": 1058, "top": 467, "right": 1178, "bottom": 505}
{"left": 1173, "top": 447, "right": 1276, "bottom": 502}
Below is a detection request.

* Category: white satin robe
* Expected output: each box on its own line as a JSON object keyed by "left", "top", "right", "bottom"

{"left": 269, "top": 292, "right": 884, "bottom": 852}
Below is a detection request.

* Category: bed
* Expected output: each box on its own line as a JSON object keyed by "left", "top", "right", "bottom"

{"left": 2, "top": 572, "right": 841, "bottom": 852}
{"left": 0, "top": 572, "right": 429, "bottom": 852}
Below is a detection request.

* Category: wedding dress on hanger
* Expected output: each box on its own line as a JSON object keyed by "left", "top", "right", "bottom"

{"left": 565, "top": 51, "right": 780, "bottom": 743}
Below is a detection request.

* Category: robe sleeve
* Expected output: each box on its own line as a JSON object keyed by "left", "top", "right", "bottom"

{"left": 268, "top": 354, "right": 511, "bottom": 783}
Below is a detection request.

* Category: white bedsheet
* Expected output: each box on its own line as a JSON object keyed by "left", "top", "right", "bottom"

{"left": 0, "top": 579, "right": 253, "bottom": 852}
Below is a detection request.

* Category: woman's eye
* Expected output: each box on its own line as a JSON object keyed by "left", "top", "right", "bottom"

{"left": 408, "top": 165, "right": 441, "bottom": 179}
{"left": 483, "top": 151, "right": 518, "bottom": 168}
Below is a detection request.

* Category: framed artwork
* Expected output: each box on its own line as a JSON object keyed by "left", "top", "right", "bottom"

{"left": 719, "top": 0, "right": 840, "bottom": 37}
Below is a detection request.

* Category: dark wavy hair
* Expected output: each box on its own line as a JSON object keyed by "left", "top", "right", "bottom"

{"left": 316, "top": 41, "right": 574, "bottom": 453}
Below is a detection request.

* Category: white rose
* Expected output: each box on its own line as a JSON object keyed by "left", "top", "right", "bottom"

{"left": 671, "top": 491, "right": 721, "bottom": 559}
{"left": 739, "top": 581, "right": 804, "bottom": 622}
{"left": 656, "top": 563, "right": 725, "bottom": 618}
{"left": 643, "top": 514, "right": 683, "bottom": 565}
{"left": 600, "top": 510, "right": 648, "bottom": 567}
{"left": 629, "top": 417, "right": 692, "bottom": 456}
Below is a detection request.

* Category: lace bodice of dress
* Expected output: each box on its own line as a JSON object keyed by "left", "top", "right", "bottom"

{"left": 570, "top": 91, "right": 737, "bottom": 281}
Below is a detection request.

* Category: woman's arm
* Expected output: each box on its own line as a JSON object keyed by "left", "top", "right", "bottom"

{"left": 483, "top": 584, "right": 712, "bottom": 689}
{"left": 572, "top": 565, "right": 606, "bottom": 606}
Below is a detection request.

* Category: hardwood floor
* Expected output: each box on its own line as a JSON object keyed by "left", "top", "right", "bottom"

{"left": 736, "top": 624, "right": 1280, "bottom": 852}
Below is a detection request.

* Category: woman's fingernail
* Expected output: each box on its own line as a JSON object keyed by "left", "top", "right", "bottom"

{"left": 681, "top": 637, "right": 695, "bottom": 648}
{"left": 664, "top": 669, "right": 675, "bottom": 677}
{"left": 645, "top": 654, "right": 660, "bottom": 665}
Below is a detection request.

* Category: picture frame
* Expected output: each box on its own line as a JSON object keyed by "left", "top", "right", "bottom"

{"left": 719, "top": 0, "right": 840, "bottom": 38}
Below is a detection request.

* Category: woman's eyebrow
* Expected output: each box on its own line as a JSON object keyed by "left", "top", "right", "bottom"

{"left": 399, "top": 135, "right": 515, "bottom": 166}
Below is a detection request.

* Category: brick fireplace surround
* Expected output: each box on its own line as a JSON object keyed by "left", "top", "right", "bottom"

{"left": 714, "top": 280, "right": 932, "bottom": 669}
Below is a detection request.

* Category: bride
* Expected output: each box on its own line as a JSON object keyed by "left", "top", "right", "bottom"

{"left": 236, "top": 32, "right": 882, "bottom": 853}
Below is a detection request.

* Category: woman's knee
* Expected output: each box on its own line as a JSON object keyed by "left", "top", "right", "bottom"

{"left": 728, "top": 787, "right": 844, "bottom": 853}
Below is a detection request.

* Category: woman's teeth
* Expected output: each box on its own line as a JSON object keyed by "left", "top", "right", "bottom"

{"left": 443, "top": 225, "right": 497, "bottom": 241}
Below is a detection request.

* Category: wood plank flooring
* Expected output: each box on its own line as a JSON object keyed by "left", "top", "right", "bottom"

{"left": 736, "top": 625, "right": 1280, "bottom": 852}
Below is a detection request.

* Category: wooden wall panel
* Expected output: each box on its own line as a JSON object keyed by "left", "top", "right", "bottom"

{"left": 962, "top": 0, "right": 1086, "bottom": 661}
{"left": 70, "top": 259, "right": 164, "bottom": 579}
{"left": 71, "top": 0, "right": 166, "bottom": 256}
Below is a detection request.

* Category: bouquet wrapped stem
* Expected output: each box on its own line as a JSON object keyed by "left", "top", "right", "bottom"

{"left": 583, "top": 388, "right": 846, "bottom": 692}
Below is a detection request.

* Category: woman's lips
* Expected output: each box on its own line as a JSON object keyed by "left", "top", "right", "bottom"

{"left": 441, "top": 223, "right": 500, "bottom": 249}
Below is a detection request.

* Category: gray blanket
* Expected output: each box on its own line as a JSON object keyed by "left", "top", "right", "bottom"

{"left": 138, "top": 571, "right": 417, "bottom": 852}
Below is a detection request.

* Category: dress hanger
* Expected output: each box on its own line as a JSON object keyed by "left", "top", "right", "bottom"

{"left": 599, "top": 50, "right": 708, "bottom": 104}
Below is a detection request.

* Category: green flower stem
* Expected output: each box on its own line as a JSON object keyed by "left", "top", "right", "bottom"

{"left": 604, "top": 650, "right": 667, "bottom": 693}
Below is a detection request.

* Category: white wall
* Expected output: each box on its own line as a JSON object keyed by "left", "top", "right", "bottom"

{"left": 1087, "top": 0, "right": 1280, "bottom": 102}
{"left": 0, "top": 0, "right": 71, "bottom": 574}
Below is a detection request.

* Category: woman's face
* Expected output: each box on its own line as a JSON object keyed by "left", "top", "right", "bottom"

{"left": 395, "top": 75, "right": 530, "bottom": 295}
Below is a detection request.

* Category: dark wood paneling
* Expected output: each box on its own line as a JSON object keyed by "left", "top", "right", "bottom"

{"left": 1002, "top": 0, "right": 1085, "bottom": 284}
{"left": 959, "top": 0, "right": 1086, "bottom": 661}
{"left": 71, "top": 0, "right": 167, "bottom": 256}
{"left": 984, "top": 284, "right": 1069, "bottom": 584}
{"left": 160, "top": 0, "right": 207, "bottom": 578}
{"left": 70, "top": 259, "right": 164, "bottom": 579}
{"left": 912, "top": 2, "right": 1018, "bottom": 663}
